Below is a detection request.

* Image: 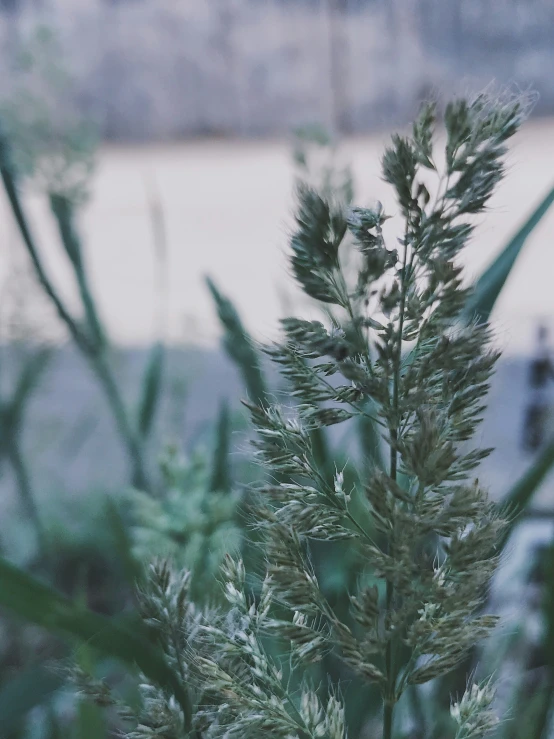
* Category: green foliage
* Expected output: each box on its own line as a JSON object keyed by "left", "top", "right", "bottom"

{"left": 137, "top": 342, "right": 165, "bottom": 440}
{"left": 464, "top": 185, "right": 554, "bottom": 325}
{"left": 1, "top": 74, "right": 551, "bottom": 737}
{"left": 73, "top": 93, "right": 526, "bottom": 739}
{"left": 0, "top": 27, "right": 172, "bottom": 493}
{"left": 126, "top": 445, "right": 241, "bottom": 599}
{"left": 238, "top": 92, "right": 523, "bottom": 737}
{"left": 206, "top": 277, "right": 268, "bottom": 406}
{"left": 48, "top": 193, "right": 107, "bottom": 349}
{"left": 0, "top": 120, "right": 153, "bottom": 493}
{"left": 294, "top": 106, "right": 554, "bottom": 561}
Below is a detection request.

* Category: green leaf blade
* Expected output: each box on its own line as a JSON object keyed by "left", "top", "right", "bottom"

{"left": 464, "top": 185, "right": 554, "bottom": 324}
{"left": 137, "top": 342, "right": 165, "bottom": 439}
{"left": 206, "top": 277, "right": 268, "bottom": 407}
{"left": 209, "top": 400, "right": 232, "bottom": 493}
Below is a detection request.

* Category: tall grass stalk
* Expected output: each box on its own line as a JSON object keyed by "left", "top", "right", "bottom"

{"left": 71, "top": 92, "right": 529, "bottom": 739}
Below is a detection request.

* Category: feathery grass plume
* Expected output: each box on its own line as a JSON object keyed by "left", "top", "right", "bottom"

{"left": 450, "top": 679, "right": 498, "bottom": 739}
{"left": 72, "top": 556, "right": 348, "bottom": 739}
{"left": 196, "top": 555, "right": 348, "bottom": 739}
{"left": 72, "top": 561, "right": 208, "bottom": 738}
{"left": 72, "top": 93, "right": 527, "bottom": 739}
{"left": 244, "top": 91, "right": 530, "bottom": 739}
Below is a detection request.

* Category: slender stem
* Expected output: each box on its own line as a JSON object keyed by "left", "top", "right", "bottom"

{"left": 49, "top": 195, "right": 106, "bottom": 348}
{"left": 49, "top": 198, "right": 151, "bottom": 490}
{"left": 383, "top": 700, "right": 394, "bottom": 739}
{"left": 384, "top": 239, "right": 410, "bottom": 739}
{"left": 6, "top": 437, "right": 48, "bottom": 558}
{"left": 307, "top": 459, "right": 377, "bottom": 546}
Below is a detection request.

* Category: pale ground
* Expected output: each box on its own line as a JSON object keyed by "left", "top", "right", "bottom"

{"left": 1, "top": 116, "right": 552, "bottom": 353}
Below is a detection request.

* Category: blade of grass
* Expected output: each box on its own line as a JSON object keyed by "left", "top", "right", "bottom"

{"left": 498, "top": 436, "right": 554, "bottom": 551}
{"left": 137, "top": 178, "right": 168, "bottom": 442}
{"left": 464, "top": 185, "right": 554, "bottom": 324}
{"left": 49, "top": 193, "right": 106, "bottom": 349}
{"left": 8, "top": 347, "right": 53, "bottom": 427}
{"left": 137, "top": 342, "right": 164, "bottom": 440}
{"left": 0, "top": 129, "right": 88, "bottom": 352}
{"left": 209, "top": 399, "right": 231, "bottom": 493}
{"left": 462, "top": 189, "right": 554, "bottom": 549}
{"left": 0, "top": 348, "right": 52, "bottom": 554}
{"left": 0, "top": 127, "right": 150, "bottom": 492}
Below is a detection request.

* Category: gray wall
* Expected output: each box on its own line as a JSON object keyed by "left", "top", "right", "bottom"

{"left": 1, "top": 0, "right": 553, "bottom": 140}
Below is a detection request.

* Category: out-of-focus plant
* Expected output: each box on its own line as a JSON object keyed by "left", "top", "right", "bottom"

{"left": 126, "top": 441, "right": 242, "bottom": 603}
{"left": 0, "top": 27, "right": 166, "bottom": 492}
{"left": 292, "top": 123, "right": 354, "bottom": 206}
{"left": 0, "top": 25, "right": 97, "bottom": 203}
{"left": 0, "top": 346, "right": 51, "bottom": 555}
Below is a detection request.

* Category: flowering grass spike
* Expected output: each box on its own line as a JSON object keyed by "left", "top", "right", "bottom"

{"left": 74, "top": 92, "right": 528, "bottom": 739}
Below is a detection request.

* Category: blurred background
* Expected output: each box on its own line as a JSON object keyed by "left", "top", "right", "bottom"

{"left": 1, "top": 1, "right": 554, "bottom": 737}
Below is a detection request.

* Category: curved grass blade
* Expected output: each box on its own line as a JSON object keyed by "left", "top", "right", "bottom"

{"left": 461, "top": 188, "right": 554, "bottom": 550}
{"left": 49, "top": 194, "right": 106, "bottom": 350}
{"left": 464, "top": 185, "right": 554, "bottom": 324}
{"left": 498, "top": 436, "right": 554, "bottom": 551}
{"left": 136, "top": 179, "right": 168, "bottom": 442}
{"left": 0, "top": 127, "right": 87, "bottom": 351}
{"left": 209, "top": 399, "right": 231, "bottom": 493}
